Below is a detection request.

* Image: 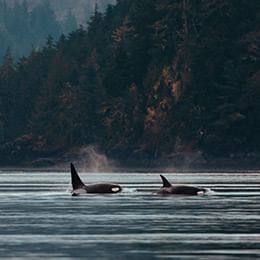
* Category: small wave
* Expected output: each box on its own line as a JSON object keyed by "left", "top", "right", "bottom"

{"left": 121, "top": 188, "right": 137, "bottom": 193}
{"left": 203, "top": 188, "right": 216, "bottom": 195}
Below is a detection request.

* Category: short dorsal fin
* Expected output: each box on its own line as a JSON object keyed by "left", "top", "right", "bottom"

{"left": 160, "top": 175, "right": 172, "bottom": 188}
{"left": 71, "top": 163, "right": 85, "bottom": 190}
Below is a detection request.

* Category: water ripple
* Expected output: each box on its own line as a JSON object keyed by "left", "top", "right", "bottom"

{"left": 0, "top": 171, "right": 260, "bottom": 259}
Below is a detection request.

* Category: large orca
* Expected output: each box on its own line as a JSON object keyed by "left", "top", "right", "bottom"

{"left": 70, "top": 163, "right": 122, "bottom": 196}
{"left": 158, "top": 174, "right": 207, "bottom": 195}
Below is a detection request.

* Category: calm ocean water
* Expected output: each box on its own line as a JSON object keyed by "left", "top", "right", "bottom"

{"left": 0, "top": 170, "right": 260, "bottom": 259}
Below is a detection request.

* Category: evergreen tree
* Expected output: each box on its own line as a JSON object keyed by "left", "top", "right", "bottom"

{"left": 0, "top": 48, "right": 16, "bottom": 140}
{"left": 0, "top": 0, "right": 259, "bottom": 164}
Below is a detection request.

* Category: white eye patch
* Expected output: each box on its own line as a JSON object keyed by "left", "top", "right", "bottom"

{"left": 111, "top": 187, "right": 120, "bottom": 192}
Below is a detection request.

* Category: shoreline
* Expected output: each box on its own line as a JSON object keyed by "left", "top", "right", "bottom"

{"left": 1, "top": 159, "right": 260, "bottom": 173}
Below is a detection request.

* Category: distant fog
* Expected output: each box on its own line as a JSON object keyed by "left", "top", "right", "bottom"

{"left": 4, "top": 0, "right": 116, "bottom": 25}
{"left": 0, "top": 0, "right": 116, "bottom": 62}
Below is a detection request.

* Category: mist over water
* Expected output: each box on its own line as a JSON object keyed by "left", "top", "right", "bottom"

{"left": 78, "top": 145, "right": 118, "bottom": 172}
{"left": 0, "top": 171, "right": 260, "bottom": 259}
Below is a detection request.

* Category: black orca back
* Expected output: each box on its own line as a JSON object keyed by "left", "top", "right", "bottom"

{"left": 158, "top": 174, "right": 207, "bottom": 195}
{"left": 172, "top": 186, "right": 206, "bottom": 195}
{"left": 86, "top": 183, "right": 122, "bottom": 193}
{"left": 71, "top": 163, "right": 85, "bottom": 190}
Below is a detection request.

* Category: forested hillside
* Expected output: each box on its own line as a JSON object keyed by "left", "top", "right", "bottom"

{"left": 0, "top": 0, "right": 259, "bottom": 166}
{"left": 0, "top": 0, "right": 71, "bottom": 62}
{"left": 0, "top": 0, "right": 115, "bottom": 62}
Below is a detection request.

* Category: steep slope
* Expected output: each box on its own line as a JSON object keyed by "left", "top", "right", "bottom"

{"left": 0, "top": 0, "right": 259, "bottom": 166}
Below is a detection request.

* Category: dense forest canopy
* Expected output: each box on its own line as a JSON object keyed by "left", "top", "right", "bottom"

{"left": 0, "top": 0, "right": 259, "bottom": 166}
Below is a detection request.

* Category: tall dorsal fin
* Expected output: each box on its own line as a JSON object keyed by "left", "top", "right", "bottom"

{"left": 71, "top": 163, "right": 85, "bottom": 190}
{"left": 160, "top": 174, "right": 172, "bottom": 188}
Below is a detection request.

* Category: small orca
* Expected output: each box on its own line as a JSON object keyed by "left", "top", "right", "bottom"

{"left": 70, "top": 163, "right": 122, "bottom": 196}
{"left": 158, "top": 174, "right": 207, "bottom": 195}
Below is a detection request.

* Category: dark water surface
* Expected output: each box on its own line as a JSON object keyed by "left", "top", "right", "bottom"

{"left": 0, "top": 171, "right": 260, "bottom": 259}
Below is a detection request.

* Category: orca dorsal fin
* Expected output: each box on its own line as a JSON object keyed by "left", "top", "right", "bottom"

{"left": 71, "top": 163, "right": 85, "bottom": 190}
{"left": 160, "top": 175, "right": 172, "bottom": 187}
